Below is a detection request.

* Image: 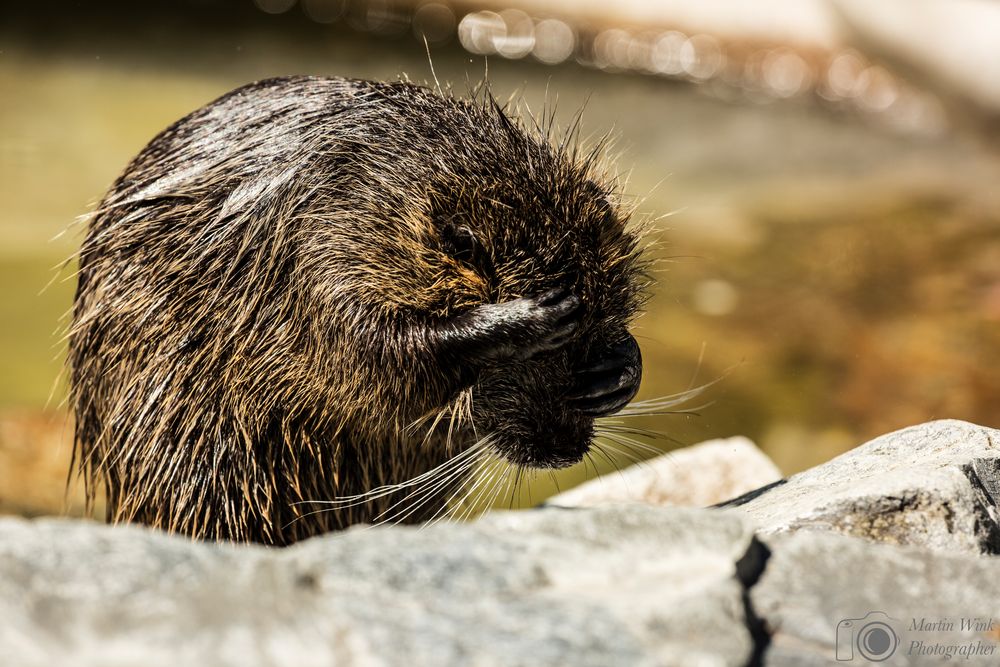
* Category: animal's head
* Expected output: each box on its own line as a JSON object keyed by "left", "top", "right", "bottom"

{"left": 425, "top": 102, "right": 649, "bottom": 469}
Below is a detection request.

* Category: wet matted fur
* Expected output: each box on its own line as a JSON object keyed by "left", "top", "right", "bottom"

{"left": 69, "top": 76, "right": 649, "bottom": 545}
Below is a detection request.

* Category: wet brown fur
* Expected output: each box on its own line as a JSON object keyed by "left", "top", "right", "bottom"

{"left": 68, "top": 76, "right": 647, "bottom": 545}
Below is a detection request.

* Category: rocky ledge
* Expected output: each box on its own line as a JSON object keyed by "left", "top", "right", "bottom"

{"left": 3, "top": 420, "right": 1000, "bottom": 666}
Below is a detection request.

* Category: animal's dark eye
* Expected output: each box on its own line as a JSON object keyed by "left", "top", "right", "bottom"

{"left": 441, "top": 223, "right": 478, "bottom": 264}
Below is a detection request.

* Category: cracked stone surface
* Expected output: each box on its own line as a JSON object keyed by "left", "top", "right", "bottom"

{"left": 725, "top": 420, "right": 1000, "bottom": 555}
{"left": 754, "top": 530, "right": 1000, "bottom": 666}
{"left": 546, "top": 436, "right": 782, "bottom": 510}
{"left": 0, "top": 505, "right": 760, "bottom": 667}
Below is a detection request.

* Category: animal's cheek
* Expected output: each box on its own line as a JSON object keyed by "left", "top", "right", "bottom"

{"left": 451, "top": 265, "right": 491, "bottom": 305}
{"left": 422, "top": 262, "right": 490, "bottom": 317}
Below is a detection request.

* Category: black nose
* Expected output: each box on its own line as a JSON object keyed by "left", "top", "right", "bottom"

{"left": 566, "top": 335, "right": 642, "bottom": 417}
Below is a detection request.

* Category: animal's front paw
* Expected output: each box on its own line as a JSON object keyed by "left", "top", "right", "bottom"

{"left": 567, "top": 335, "right": 642, "bottom": 417}
{"left": 439, "top": 288, "right": 582, "bottom": 366}
{"left": 507, "top": 288, "right": 583, "bottom": 360}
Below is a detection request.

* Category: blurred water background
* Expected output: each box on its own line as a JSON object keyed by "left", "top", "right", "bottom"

{"left": 2, "top": 0, "right": 999, "bottom": 518}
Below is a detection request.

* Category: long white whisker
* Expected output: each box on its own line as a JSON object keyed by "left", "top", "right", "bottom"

{"left": 611, "top": 380, "right": 720, "bottom": 417}
{"left": 602, "top": 431, "right": 666, "bottom": 456}
{"left": 460, "top": 458, "right": 506, "bottom": 522}
{"left": 444, "top": 456, "right": 494, "bottom": 525}
{"left": 595, "top": 427, "right": 670, "bottom": 452}
{"left": 461, "top": 458, "right": 508, "bottom": 522}
{"left": 508, "top": 464, "right": 527, "bottom": 510}
{"left": 373, "top": 458, "right": 474, "bottom": 525}
{"left": 377, "top": 440, "right": 489, "bottom": 525}
{"left": 482, "top": 463, "right": 513, "bottom": 519}
{"left": 425, "top": 450, "right": 494, "bottom": 529}
{"left": 593, "top": 438, "right": 650, "bottom": 470}
{"left": 590, "top": 442, "right": 631, "bottom": 485}
{"left": 598, "top": 424, "right": 671, "bottom": 439}
{"left": 295, "top": 439, "right": 487, "bottom": 509}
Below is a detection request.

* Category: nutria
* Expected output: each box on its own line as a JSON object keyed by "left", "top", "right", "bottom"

{"left": 68, "top": 75, "right": 647, "bottom": 545}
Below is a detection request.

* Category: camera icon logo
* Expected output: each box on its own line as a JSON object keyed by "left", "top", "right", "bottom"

{"left": 836, "top": 611, "right": 899, "bottom": 662}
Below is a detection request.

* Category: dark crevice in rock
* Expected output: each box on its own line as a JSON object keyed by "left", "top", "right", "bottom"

{"left": 960, "top": 459, "right": 1000, "bottom": 554}
{"left": 968, "top": 457, "right": 1000, "bottom": 506}
{"left": 734, "top": 536, "right": 773, "bottom": 667}
{"left": 714, "top": 479, "right": 787, "bottom": 509}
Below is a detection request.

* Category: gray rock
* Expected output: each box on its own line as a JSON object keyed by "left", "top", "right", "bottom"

{"left": 9, "top": 419, "right": 1000, "bottom": 666}
{"left": 547, "top": 436, "right": 782, "bottom": 510}
{"left": 753, "top": 530, "right": 1000, "bottom": 666}
{"left": 725, "top": 420, "right": 1000, "bottom": 555}
{"left": 0, "top": 505, "right": 762, "bottom": 667}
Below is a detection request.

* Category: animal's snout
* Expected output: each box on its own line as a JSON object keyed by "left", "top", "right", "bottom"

{"left": 566, "top": 335, "right": 642, "bottom": 417}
